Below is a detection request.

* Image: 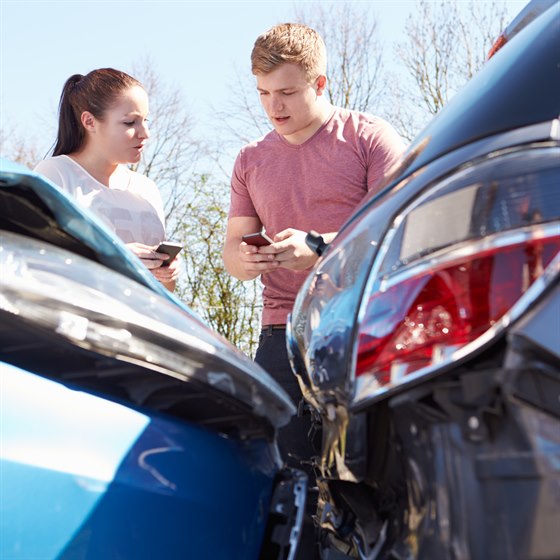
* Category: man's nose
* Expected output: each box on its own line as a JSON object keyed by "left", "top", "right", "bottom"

{"left": 271, "top": 95, "right": 284, "bottom": 112}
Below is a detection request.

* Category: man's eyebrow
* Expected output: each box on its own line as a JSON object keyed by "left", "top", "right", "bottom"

{"left": 257, "top": 86, "right": 297, "bottom": 92}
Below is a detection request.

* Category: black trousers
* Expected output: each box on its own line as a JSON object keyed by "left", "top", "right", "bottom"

{"left": 255, "top": 327, "right": 320, "bottom": 560}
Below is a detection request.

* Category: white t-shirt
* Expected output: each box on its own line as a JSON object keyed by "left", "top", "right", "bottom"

{"left": 35, "top": 155, "right": 166, "bottom": 246}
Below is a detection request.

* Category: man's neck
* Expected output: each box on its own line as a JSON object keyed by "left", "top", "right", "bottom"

{"left": 282, "top": 102, "right": 334, "bottom": 145}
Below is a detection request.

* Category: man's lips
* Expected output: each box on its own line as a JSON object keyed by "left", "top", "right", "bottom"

{"left": 273, "top": 116, "right": 290, "bottom": 124}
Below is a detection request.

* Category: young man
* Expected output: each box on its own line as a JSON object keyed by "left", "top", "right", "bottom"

{"left": 223, "top": 23, "right": 405, "bottom": 558}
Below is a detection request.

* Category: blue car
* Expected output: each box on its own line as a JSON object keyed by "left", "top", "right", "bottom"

{"left": 0, "top": 159, "right": 306, "bottom": 559}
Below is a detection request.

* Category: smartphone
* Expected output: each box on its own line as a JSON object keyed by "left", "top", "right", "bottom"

{"left": 156, "top": 241, "right": 183, "bottom": 266}
{"left": 242, "top": 230, "right": 274, "bottom": 247}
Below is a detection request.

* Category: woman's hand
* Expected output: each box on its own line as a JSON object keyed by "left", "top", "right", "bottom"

{"left": 150, "top": 255, "right": 180, "bottom": 292}
{"left": 126, "top": 242, "right": 167, "bottom": 269}
{"left": 126, "top": 242, "right": 179, "bottom": 291}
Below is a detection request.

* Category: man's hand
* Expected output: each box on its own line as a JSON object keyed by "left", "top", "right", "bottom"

{"left": 259, "top": 228, "right": 319, "bottom": 271}
{"left": 223, "top": 216, "right": 279, "bottom": 280}
{"left": 238, "top": 240, "right": 280, "bottom": 276}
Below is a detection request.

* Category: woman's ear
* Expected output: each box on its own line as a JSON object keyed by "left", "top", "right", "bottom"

{"left": 80, "top": 111, "right": 96, "bottom": 133}
{"left": 315, "top": 75, "right": 327, "bottom": 96}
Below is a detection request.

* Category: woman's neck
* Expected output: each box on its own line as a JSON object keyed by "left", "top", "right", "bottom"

{"left": 69, "top": 151, "right": 122, "bottom": 188}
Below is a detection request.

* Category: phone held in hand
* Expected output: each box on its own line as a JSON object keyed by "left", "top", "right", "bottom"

{"left": 156, "top": 241, "right": 183, "bottom": 266}
{"left": 242, "top": 229, "right": 274, "bottom": 247}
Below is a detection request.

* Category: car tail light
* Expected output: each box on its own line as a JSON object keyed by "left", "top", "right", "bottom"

{"left": 353, "top": 147, "right": 560, "bottom": 401}
{"left": 357, "top": 236, "right": 559, "bottom": 381}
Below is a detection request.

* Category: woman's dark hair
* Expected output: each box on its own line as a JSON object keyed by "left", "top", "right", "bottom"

{"left": 52, "top": 68, "right": 142, "bottom": 156}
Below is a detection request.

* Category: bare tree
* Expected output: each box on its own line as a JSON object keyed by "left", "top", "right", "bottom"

{"left": 174, "top": 173, "right": 262, "bottom": 355}
{"left": 389, "top": 0, "right": 512, "bottom": 141}
{"left": 0, "top": 124, "right": 42, "bottom": 169}
{"left": 215, "top": 67, "right": 270, "bottom": 148}
{"left": 294, "top": 1, "right": 386, "bottom": 113}
{"left": 131, "top": 59, "right": 203, "bottom": 227}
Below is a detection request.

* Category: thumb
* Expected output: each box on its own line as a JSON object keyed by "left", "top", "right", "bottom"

{"left": 274, "top": 228, "right": 295, "bottom": 242}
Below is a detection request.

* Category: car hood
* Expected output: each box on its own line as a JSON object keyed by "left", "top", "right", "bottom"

{"left": 1, "top": 159, "right": 296, "bottom": 430}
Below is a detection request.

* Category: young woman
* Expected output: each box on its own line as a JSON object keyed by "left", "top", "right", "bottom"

{"left": 35, "top": 68, "right": 179, "bottom": 291}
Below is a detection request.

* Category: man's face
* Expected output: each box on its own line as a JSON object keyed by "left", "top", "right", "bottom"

{"left": 256, "top": 63, "right": 325, "bottom": 145}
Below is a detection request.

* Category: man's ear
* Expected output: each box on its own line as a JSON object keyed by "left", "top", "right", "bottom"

{"left": 315, "top": 75, "right": 327, "bottom": 96}
{"left": 80, "top": 111, "right": 96, "bottom": 132}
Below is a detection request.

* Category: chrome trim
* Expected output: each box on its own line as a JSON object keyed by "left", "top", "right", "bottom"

{"left": 285, "top": 313, "right": 297, "bottom": 373}
{"left": 380, "top": 224, "right": 558, "bottom": 293}
{"left": 471, "top": 119, "right": 560, "bottom": 152}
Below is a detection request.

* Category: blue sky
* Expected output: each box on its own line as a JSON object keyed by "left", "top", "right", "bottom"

{"left": 1, "top": 0, "right": 527, "bottom": 158}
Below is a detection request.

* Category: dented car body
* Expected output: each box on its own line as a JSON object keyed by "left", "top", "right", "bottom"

{"left": 0, "top": 159, "right": 305, "bottom": 559}
{"left": 288, "top": 5, "right": 560, "bottom": 559}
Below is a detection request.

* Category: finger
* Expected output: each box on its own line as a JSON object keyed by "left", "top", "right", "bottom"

{"left": 255, "top": 245, "right": 279, "bottom": 254}
{"left": 244, "top": 252, "right": 277, "bottom": 264}
{"left": 246, "top": 260, "right": 280, "bottom": 273}
{"left": 151, "top": 267, "right": 174, "bottom": 280}
{"left": 241, "top": 242, "right": 258, "bottom": 254}
{"left": 274, "top": 228, "right": 294, "bottom": 241}
{"left": 142, "top": 258, "right": 164, "bottom": 270}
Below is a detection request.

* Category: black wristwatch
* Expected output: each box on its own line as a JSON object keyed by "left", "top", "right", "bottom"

{"left": 305, "top": 230, "right": 328, "bottom": 257}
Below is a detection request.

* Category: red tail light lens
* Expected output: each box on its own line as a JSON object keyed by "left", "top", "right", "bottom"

{"left": 357, "top": 236, "right": 559, "bottom": 383}
{"left": 353, "top": 147, "right": 560, "bottom": 395}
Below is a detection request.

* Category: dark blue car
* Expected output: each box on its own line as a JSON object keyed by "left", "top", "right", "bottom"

{"left": 287, "top": 3, "right": 560, "bottom": 559}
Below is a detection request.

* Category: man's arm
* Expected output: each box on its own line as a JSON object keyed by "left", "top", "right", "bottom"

{"left": 223, "top": 216, "right": 279, "bottom": 280}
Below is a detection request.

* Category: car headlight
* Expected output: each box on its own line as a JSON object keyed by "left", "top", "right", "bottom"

{"left": 0, "top": 232, "right": 295, "bottom": 428}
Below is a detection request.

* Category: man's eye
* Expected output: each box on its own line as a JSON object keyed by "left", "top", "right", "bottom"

{"left": 124, "top": 121, "right": 135, "bottom": 126}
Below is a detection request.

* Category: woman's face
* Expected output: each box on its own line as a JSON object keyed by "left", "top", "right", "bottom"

{"left": 89, "top": 85, "right": 150, "bottom": 164}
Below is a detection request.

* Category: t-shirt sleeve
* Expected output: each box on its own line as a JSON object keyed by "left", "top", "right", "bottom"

{"left": 228, "top": 150, "right": 259, "bottom": 219}
{"left": 365, "top": 118, "right": 407, "bottom": 194}
{"left": 34, "top": 159, "right": 66, "bottom": 190}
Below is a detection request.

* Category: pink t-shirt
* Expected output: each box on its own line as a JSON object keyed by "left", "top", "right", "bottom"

{"left": 229, "top": 106, "right": 405, "bottom": 326}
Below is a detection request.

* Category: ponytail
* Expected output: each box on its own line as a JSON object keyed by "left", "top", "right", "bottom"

{"left": 52, "top": 74, "right": 85, "bottom": 156}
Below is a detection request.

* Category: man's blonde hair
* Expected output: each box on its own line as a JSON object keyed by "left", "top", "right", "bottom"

{"left": 251, "top": 23, "right": 327, "bottom": 81}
